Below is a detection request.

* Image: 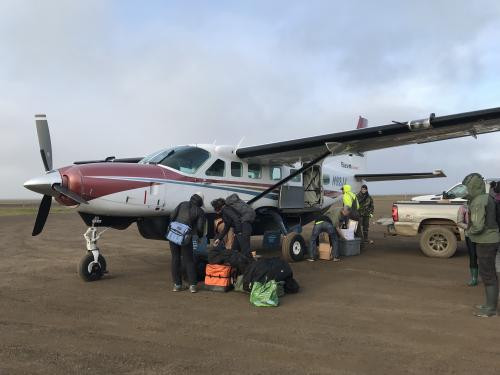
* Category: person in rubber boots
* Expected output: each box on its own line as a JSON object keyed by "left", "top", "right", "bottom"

{"left": 462, "top": 173, "right": 500, "bottom": 317}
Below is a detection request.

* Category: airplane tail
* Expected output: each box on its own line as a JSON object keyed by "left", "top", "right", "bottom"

{"left": 356, "top": 116, "right": 368, "bottom": 129}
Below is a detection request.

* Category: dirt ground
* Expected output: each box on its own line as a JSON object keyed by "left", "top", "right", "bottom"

{"left": 1, "top": 197, "right": 499, "bottom": 375}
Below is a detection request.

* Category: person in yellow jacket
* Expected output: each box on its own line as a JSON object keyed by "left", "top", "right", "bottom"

{"left": 341, "top": 184, "right": 362, "bottom": 239}
{"left": 341, "top": 185, "right": 360, "bottom": 213}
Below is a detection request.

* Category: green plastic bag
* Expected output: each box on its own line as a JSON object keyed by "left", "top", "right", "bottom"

{"left": 250, "top": 280, "right": 279, "bottom": 307}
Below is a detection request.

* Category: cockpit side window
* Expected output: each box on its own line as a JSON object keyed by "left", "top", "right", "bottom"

{"left": 206, "top": 159, "right": 226, "bottom": 177}
{"left": 140, "top": 146, "right": 210, "bottom": 174}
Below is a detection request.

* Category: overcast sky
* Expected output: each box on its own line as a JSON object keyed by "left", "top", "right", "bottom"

{"left": 1, "top": 0, "right": 499, "bottom": 199}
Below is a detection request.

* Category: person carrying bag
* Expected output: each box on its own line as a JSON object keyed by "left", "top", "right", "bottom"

{"left": 167, "top": 193, "right": 206, "bottom": 293}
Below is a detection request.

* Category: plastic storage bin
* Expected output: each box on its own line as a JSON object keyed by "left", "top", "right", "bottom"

{"left": 339, "top": 238, "right": 361, "bottom": 256}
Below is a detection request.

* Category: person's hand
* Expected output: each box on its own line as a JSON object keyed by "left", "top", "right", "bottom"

{"left": 213, "top": 239, "right": 220, "bottom": 247}
{"left": 370, "top": 213, "right": 373, "bottom": 218}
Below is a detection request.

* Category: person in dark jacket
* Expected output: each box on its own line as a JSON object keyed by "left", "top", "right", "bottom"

{"left": 357, "top": 184, "right": 374, "bottom": 243}
{"left": 463, "top": 173, "right": 500, "bottom": 317}
{"left": 211, "top": 198, "right": 250, "bottom": 256}
{"left": 169, "top": 193, "right": 206, "bottom": 293}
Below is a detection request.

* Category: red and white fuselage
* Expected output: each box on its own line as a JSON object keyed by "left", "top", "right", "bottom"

{"left": 26, "top": 144, "right": 365, "bottom": 216}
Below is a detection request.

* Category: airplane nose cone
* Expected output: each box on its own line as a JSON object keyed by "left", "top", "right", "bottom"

{"left": 24, "top": 170, "right": 62, "bottom": 196}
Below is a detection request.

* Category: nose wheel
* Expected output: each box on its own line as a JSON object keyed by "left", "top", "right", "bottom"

{"left": 78, "top": 252, "right": 107, "bottom": 282}
{"left": 79, "top": 217, "right": 109, "bottom": 282}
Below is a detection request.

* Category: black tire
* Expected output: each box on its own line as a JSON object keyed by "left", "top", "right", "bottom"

{"left": 281, "top": 232, "right": 306, "bottom": 262}
{"left": 78, "top": 253, "right": 107, "bottom": 282}
{"left": 419, "top": 227, "right": 457, "bottom": 258}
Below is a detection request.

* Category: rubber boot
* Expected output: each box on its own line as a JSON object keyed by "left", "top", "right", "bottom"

{"left": 467, "top": 268, "right": 478, "bottom": 287}
{"left": 474, "top": 285, "right": 498, "bottom": 317}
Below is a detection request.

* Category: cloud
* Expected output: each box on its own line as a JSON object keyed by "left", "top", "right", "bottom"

{"left": 0, "top": 1, "right": 499, "bottom": 198}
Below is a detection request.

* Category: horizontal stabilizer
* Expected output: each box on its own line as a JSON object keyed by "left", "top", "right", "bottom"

{"left": 355, "top": 170, "right": 446, "bottom": 182}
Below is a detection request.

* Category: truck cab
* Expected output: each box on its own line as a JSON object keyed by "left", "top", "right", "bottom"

{"left": 411, "top": 178, "right": 499, "bottom": 202}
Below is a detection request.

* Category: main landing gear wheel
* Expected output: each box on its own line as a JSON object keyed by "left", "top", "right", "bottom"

{"left": 281, "top": 232, "right": 306, "bottom": 262}
{"left": 78, "top": 252, "right": 107, "bottom": 282}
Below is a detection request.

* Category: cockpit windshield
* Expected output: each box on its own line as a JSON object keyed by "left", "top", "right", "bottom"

{"left": 139, "top": 146, "right": 210, "bottom": 174}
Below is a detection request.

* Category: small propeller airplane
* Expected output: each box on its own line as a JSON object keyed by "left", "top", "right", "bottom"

{"left": 24, "top": 107, "right": 500, "bottom": 281}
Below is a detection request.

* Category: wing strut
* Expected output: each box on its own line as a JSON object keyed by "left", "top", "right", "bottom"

{"left": 247, "top": 150, "right": 331, "bottom": 205}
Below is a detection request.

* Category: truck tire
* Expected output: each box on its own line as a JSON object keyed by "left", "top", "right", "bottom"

{"left": 419, "top": 226, "right": 457, "bottom": 258}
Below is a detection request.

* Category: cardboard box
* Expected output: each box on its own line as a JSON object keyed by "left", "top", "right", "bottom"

{"left": 318, "top": 243, "right": 333, "bottom": 260}
{"left": 318, "top": 232, "right": 329, "bottom": 243}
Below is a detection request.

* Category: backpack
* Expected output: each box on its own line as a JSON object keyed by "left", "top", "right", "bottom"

{"left": 225, "top": 193, "right": 256, "bottom": 223}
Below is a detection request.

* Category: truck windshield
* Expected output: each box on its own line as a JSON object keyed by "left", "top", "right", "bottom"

{"left": 447, "top": 184, "right": 468, "bottom": 198}
{"left": 140, "top": 146, "right": 210, "bottom": 174}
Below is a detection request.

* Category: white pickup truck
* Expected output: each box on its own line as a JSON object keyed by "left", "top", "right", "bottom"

{"left": 385, "top": 178, "right": 498, "bottom": 258}
{"left": 388, "top": 201, "right": 465, "bottom": 258}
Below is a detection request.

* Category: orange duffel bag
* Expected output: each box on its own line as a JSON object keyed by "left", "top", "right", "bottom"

{"left": 204, "top": 264, "right": 233, "bottom": 292}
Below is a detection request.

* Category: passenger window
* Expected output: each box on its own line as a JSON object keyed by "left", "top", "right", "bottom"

{"left": 270, "top": 166, "right": 282, "bottom": 180}
{"left": 205, "top": 159, "right": 225, "bottom": 177}
{"left": 290, "top": 169, "right": 302, "bottom": 183}
{"left": 322, "top": 174, "right": 331, "bottom": 185}
{"left": 231, "top": 162, "right": 242, "bottom": 177}
{"left": 248, "top": 164, "right": 262, "bottom": 179}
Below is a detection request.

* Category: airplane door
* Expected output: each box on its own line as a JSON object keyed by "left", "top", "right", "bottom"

{"left": 279, "top": 167, "right": 304, "bottom": 209}
{"left": 303, "top": 165, "right": 322, "bottom": 208}
{"left": 146, "top": 182, "right": 166, "bottom": 212}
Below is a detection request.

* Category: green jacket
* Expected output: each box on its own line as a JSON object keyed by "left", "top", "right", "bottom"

{"left": 356, "top": 192, "right": 374, "bottom": 217}
{"left": 324, "top": 206, "right": 344, "bottom": 228}
{"left": 463, "top": 173, "right": 500, "bottom": 244}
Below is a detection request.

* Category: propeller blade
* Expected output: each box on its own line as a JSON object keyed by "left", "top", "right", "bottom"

{"left": 35, "top": 114, "right": 53, "bottom": 171}
{"left": 32, "top": 195, "right": 52, "bottom": 236}
{"left": 53, "top": 184, "right": 89, "bottom": 205}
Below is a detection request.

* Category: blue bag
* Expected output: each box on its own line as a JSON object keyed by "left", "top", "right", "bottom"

{"left": 166, "top": 221, "right": 192, "bottom": 245}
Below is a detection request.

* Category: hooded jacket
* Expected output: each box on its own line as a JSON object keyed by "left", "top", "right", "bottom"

{"left": 342, "top": 185, "right": 360, "bottom": 209}
{"left": 463, "top": 174, "right": 499, "bottom": 244}
{"left": 170, "top": 194, "right": 206, "bottom": 237}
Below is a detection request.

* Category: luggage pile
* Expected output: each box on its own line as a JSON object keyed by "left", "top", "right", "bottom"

{"left": 200, "top": 219, "right": 299, "bottom": 307}
{"left": 203, "top": 254, "right": 300, "bottom": 307}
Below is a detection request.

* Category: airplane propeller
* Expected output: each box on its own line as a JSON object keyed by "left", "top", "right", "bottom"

{"left": 32, "top": 194, "right": 52, "bottom": 236}
{"left": 35, "top": 114, "right": 53, "bottom": 171}
{"left": 27, "top": 114, "right": 88, "bottom": 236}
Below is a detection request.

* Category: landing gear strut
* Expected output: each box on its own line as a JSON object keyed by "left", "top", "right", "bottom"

{"left": 78, "top": 217, "right": 109, "bottom": 282}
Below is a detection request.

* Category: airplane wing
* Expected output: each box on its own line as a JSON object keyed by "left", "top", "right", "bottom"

{"left": 354, "top": 170, "right": 446, "bottom": 182}
{"left": 236, "top": 107, "right": 500, "bottom": 164}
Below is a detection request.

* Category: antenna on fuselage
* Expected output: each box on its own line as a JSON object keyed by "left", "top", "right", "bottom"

{"left": 235, "top": 137, "right": 245, "bottom": 150}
